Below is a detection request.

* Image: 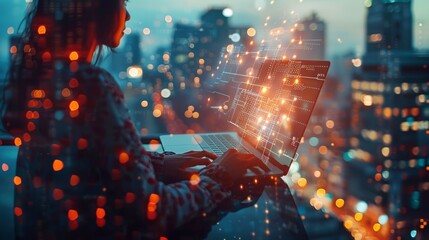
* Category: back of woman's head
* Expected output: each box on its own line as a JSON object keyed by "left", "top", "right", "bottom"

{"left": 1, "top": 0, "right": 123, "bottom": 135}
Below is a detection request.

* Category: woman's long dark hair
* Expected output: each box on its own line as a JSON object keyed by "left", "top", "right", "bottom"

{"left": 1, "top": 0, "right": 122, "bottom": 137}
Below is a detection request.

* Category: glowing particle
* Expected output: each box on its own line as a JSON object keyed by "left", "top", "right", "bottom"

{"left": 297, "top": 178, "right": 307, "bottom": 187}
{"left": 96, "top": 208, "right": 106, "bottom": 219}
{"left": 190, "top": 174, "right": 201, "bottom": 185}
{"left": 149, "top": 194, "right": 160, "bottom": 204}
{"left": 355, "top": 212, "right": 363, "bottom": 221}
{"left": 37, "top": 25, "right": 46, "bottom": 35}
{"left": 14, "top": 137, "right": 22, "bottom": 147}
{"left": 222, "top": 8, "right": 233, "bottom": 17}
{"left": 153, "top": 109, "right": 162, "bottom": 118}
{"left": 69, "top": 51, "right": 79, "bottom": 61}
{"left": 62, "top": 88, "right": 71, "bottom": 97}
{"left": 247, "top": 27, "right": 256, "bottom": 37}
{"left": 161, "top": 89, "right": 171, "bottom": 98}
{"left": 143, "top": 28, "right": 151, "bottom": 35}
{"left": 335, "top": 199, "right": 345, "bottom": 208}
{"left": 124, "top": 27, "right": 132, "bottom": 34}
{"left": 373, "top": 223, "right": 381, "bottom": 232}
{"left": 2, "top": 163, "right": 9, "bottom": 172}
{"left": 69, "top": 101, "right": 79, "bottom": 111}
{"left": 68, "top": 209, "right": 79, "bottom": 221}
{"left": 119, "top": 152, "right": 129, "bottom": 164}
{"left": 141, "top": 100, "right": 148, "bottom": 108}
{"left": 165, "top": 15, "right": 172, "bottom": 23}
{"left": 52, "top": 159, "right": 64, "bottom": 171}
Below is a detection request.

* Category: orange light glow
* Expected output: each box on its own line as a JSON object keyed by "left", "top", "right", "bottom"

{"left": 69, "top": 51, "right": 79, "bottom": 61}
{"left": 69, "top": 100, "right": 79, "bottom": 111}
{"left": 52, "top": 159, "right": 64, "bottom": 171}
{"left": 119, "top": 152, "right": 129, "bottom": 164}
{"left": 62, "top": 88, "right": 71, "bottom": 97}
{"left": 68, "top": 209, "right": 79, "bottom": 221}
{"left": 31, "top": 90, "right": 45, "bottom": 98}
{"left": 335, "top": 198, "right": 345, "bottom": 208}
{"left": 2, "top": 163, "right": 9, "bottom": 172}
{"left": 37, "top": 25, "right": 46, "bottom": 35}
{"left": 147, "top": 202, "right": 157, "bottom": 212}
{"left": 190, "top": 174, "right": 201, "bottom": 185}
{"left": 14, "top": 176, "right": 22, "bottom": 186}
{"left": 96, "top": 208, "right": 106, "bottom": 219}
{"left": 14, "top": 137, "right": 22, "bottom": 147}
{"left": 70, "top": 175, "right": 80, "bottom": 186}
{"left": 149, "top": 194, "right": 160, "bottom": 204}
{"left": 10, "top": 46, "right": 17, "bottom": 54}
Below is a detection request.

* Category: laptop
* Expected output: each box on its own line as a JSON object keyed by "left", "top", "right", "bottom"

{"left": 160, "top": 59, "right": 330, "bottom": 177}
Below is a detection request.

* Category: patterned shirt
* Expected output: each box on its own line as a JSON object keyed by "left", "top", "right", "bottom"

{"left": 14, "top": 63, "right": 231, "bottom": 239}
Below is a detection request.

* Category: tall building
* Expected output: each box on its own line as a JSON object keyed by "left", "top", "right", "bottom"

{"left": 290, "top": 12, "right": 326, "bottom": 60}
{"left": 347, "top": 0, "right": 429, "bottom": 239}
{"left": 170, "top": 8, "right": 256, "bottom": 88}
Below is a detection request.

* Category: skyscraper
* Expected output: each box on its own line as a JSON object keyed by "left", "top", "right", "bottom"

{"left": 290, "top": 12, "right": 326, "bottom": 60}
{"left": 347, "top": 0, "right": 429, "bottom": 239}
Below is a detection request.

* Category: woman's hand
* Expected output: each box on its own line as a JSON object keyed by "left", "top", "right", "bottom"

{"left": 163, "top": 151, "right": 217, "bottom": 183}
{"left": 213, "top": 149, "right": 269, "bottom": 186}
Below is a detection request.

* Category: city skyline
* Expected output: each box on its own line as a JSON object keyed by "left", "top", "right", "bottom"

{"left": 1, "top": 0, "right": 429, "bottom": 71}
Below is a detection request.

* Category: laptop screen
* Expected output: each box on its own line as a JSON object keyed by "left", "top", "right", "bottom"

{"left": 225, "top": 59, "right": 330, "bottom": 166}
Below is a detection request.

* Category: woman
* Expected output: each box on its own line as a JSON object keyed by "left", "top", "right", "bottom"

{"left": 1, "top": 0, "right": 266, "bottom": 239}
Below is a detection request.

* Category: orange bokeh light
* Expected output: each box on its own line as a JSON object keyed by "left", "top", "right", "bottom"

{"left": 119, "top": 152, "right": 129, "bottom": 164}
{"left": 190, "top": 174, "right": 201, "bottom": 186}
{"left": 68, "top": 209, "right": 79, "bottom": 221}
{"left": 37, "top": 25, "right": 46, "bottom": 35}
{"left": 14, "top": 137, "right": 22, "bottom": 146}
{"left": 52, "top": 159, "right": 64, "bottom": 171}
{"left": 96, "top": 208, "right": 106, "bottom": 219}
{"left": 69, "top": 100, "right": 79, "bottom": 111}
{"left": 69, "top": 51, "right": 79, "bottom": 61}
{"left": 70, "top": 175, "right": 80, "bottom": 186}
{"left": 14, "top": 176, "right": 22, "bottom": 185}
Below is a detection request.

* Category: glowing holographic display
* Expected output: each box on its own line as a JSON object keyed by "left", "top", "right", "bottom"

{"left": 208, "top": 45, "right": 329, "bottom": 165}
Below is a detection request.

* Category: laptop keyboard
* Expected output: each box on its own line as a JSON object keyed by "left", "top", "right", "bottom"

{"left": 199, "top": 134, "right": 248, "bottom": 156}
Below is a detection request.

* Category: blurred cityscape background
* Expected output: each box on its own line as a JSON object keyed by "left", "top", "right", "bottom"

{"left": 1, "top": 0, "right": 429, "bottom": 239}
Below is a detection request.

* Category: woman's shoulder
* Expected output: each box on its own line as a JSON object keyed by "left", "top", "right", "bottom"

{"left": 74, "top": 63, "right": 115, "bottom": 83}
{"left": 74, "top": 63, "right": 123, "bottom": 99}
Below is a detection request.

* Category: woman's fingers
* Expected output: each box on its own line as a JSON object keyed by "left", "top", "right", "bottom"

{"left": 181, "top": 158, "right": 212, "bottom": 168}
{"left": 184, "top": 150, "right": 218, "bottom": 160}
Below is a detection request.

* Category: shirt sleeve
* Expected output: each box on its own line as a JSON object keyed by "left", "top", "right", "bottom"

{"left": 86, "top": 70, "right": 231, "bottom": 234}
